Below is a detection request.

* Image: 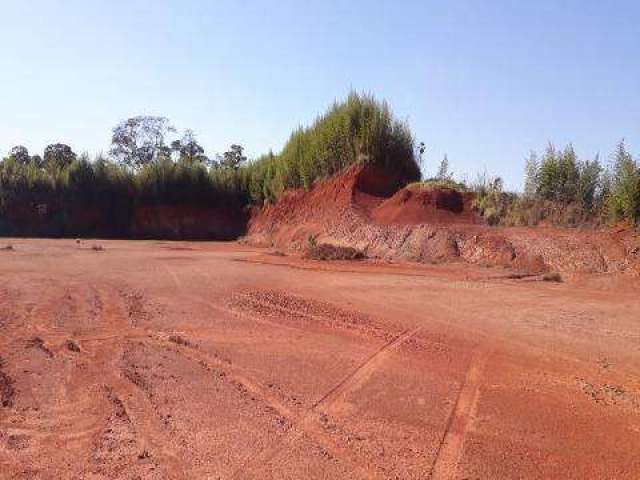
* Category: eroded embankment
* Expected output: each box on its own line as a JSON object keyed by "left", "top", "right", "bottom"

{"left": 246, "top": 165, "right": 640, "bottom": 275}
{"left": 0, "top": 203, "right": 247, "bottom": 240}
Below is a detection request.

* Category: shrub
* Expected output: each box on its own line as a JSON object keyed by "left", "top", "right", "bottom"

{"left": 471, "top": 176, "right": 516, "bottom": 226}
{"left": 304, "top": 243, "right": 366, "bottom": 261}
{"left": 409, "top": 178, "right": 468, "bottom": 191}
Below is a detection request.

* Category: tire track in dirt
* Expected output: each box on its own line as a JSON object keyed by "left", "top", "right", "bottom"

{"left": 312, "top": 326, "right": 422, "bottom": 410}
{"left": 164, "top": 265, "right": 459, "bottom": 479}
{"left": 0, "top": 280, "right": 187, "bottom": 478}
{"left": 162, "top": 265, "right": 396, "bottom": 478}
{"left": 429, "top": 349, "right": 489, "bottom": 480}
{"left": 0, "top": 284, "right": 106, "bottom": 477}
{"left": 87, "top": 284, "right": 188, "bottom": 478}
{"left": 91, "top": 386, "right": 150, "bottom": 478}
{"left": 141, "top": 310, "right": 383, "bottom": 478}
{"left": 225, "top": 327, "right": 422, "bottom": 479}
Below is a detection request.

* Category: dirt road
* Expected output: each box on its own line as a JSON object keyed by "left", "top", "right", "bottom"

{"left": 1, "top": 239, "right": 639, "bottom": 479}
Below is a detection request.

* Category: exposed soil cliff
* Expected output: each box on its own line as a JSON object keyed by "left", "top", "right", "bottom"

{"left": 247, "top": 164, "right": 640, "bottom": 275}
{"left": 0, "top": 203, "right": 247, "bottom": 240}
{"left": 130, "top": 205, "right": 247, "bottom": 240}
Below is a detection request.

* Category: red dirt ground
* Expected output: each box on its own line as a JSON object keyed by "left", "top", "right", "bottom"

{"left": 1, "top": 238, "right": 639, "bottom": 479}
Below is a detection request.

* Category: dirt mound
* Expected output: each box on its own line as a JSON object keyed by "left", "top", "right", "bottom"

{"left": 230, "top": 289, "right": 394, "bottom": 340}
{"left": 246, "top": 164, "right": 640, "bottom": 275}
{"left": 370, "top": 185, "right": 479, "bottom": 225}
{"left": 247, "top": 164, "right": 363, "bottom": 249}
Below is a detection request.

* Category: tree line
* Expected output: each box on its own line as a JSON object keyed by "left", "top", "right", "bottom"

{"left": 0, "top": 117, "right": 253, "bottom": 236}
{"left": 471, "top": 140, "right": 639, "bottom": 226}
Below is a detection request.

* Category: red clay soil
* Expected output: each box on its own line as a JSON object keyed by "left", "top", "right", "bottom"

{"left": 369, "top": 186, "right": 479, "bottom": 226}
{"left": 1, "top": 239, "right": 639, "bottom": 479}
{"left": 247, "top": 165, "right": 640, "bottom": 275}
{"left": 131, "top": 205, "right": 247, "bottom": 240}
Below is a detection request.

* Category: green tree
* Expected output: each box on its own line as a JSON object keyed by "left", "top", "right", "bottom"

{"left": 536, "top": 143, "right": 560, "bottom": 201}
{"left": 171, "top": 129, "right": 209, "bottom": 165}
{"left": 110, "top": 116, "right": 175, "bottom": 169}
{"left": 219, "top": 144, "right": 247, "bottom": 170}
{"left": 7, "top": 146, "right": 31, "bottom": 165}
{"left": 576, "top": 156, "right": 602, "bottom": 212}
{"left": 558, "top": 144, "right": 579, "bottom": 204}
{"left": 67, "top": 156, "right": 96, "bottom": 200}
{"left": 436, "top": 154, "right": 451, "bottom": 180}
{"left": 523, "top": 151, "right": 539, "bottom": 199}
{"left": 608, "top": 140, "right": 639, "bottom": 222}
{"left": 44, "top": 143, "right": 76, "bottom": 171}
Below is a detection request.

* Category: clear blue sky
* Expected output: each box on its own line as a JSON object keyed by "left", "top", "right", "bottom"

{"left": 1, "top": 0, "right": 638, "bottom": 189}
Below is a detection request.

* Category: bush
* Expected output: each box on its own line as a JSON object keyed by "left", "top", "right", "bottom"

{"left": 471, "top": 176, "right": 515, "bottom": 226}
{"left": 409, "top": 178, "right": 468, "bottom": 191}
{"left": 304, "top": 243, "right": 366, "bottom": 261}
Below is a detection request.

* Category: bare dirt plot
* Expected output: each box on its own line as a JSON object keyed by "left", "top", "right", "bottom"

{"left": 1, "top": 239, "right": 639, "bottom": 479}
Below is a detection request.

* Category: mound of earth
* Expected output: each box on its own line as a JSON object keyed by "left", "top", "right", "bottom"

{"left": 369, "top": 185, "right": 479, "bottom": 225}
{"left": 246, "top": 164, "right": 640, "bottom": 275}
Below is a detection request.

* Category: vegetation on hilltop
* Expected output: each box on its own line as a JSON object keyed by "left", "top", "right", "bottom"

{"left": 245, "top": 92, "right": 421, "bottom": 204}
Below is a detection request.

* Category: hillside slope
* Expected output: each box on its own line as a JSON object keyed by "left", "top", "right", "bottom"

{"left": 247, "top": 165, "right": 640, "bottom": 275}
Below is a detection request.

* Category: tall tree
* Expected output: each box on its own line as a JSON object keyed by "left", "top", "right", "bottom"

{"left": 609, "top": 140, "right": 639, "bottom": 222}
{"left": 8, "top": 146, "right": 31, "bottom": 164}
{"left": 171, "top": 129, "right": 209, "bottom": 165}
{"left": 536, "top": 143, "right": 560, "bottom": 201}
{"left": 44, "top": 143, "right": 76, "bottom": 171}
{"left": 523, "top": 151, "right": 539, "bottom": 199}
{"left": 436, "top": 154, "right": 451, "bottom": 180}
{"left": 577, "top": 156, "right": 602, "bottom": 211}
{"left": 110, "top": 116, "right": 175, "bottom": 169}
{"left": 219, "top": 144, "right": 247, "bottom": 170}
{"left": 558, "top": 144, "right": 579, "bottom": 204}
